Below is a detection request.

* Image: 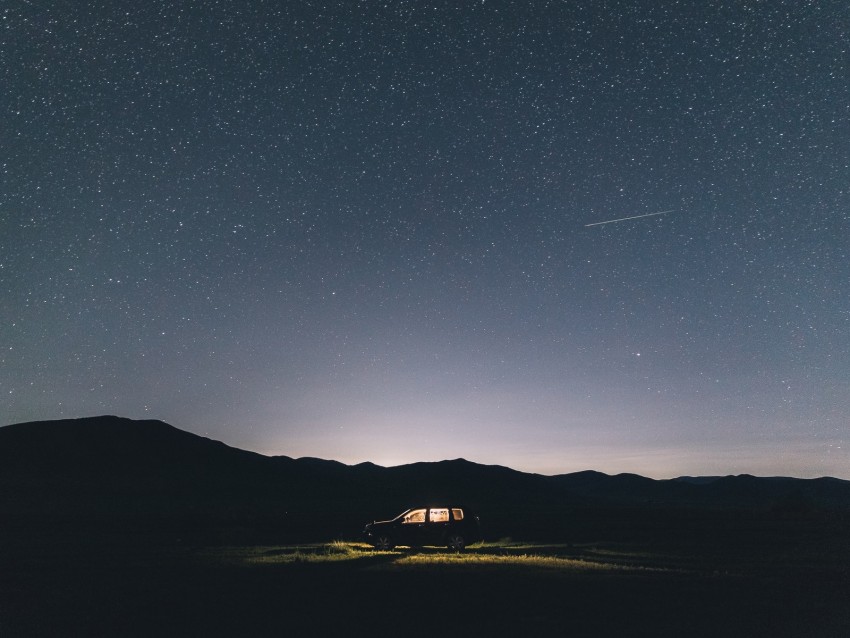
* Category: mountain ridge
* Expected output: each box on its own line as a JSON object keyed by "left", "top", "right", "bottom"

{"left": 2, "top": 415, "right": 849, "bottom": 544}
{"left": 4, "top": 415, "right": 843, "bottom": 482}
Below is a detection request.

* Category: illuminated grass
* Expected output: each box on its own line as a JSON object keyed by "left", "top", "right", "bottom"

{"left": 198, "top": 542, "right": 672, "bottom": 573}
{"left": 201, "top": 542, "right": 392, "bottom": 565}
{"left": 385, "top": 552, "right": 621, "bottom": 571}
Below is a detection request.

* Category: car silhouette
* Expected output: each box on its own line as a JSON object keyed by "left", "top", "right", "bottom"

{"left": 363, "top": 506, "right": 481, "bottom": 551}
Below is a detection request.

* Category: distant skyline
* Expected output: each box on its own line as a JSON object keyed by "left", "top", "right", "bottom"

{"left": 3, "top": 1, "right": 848, "bottom": 479}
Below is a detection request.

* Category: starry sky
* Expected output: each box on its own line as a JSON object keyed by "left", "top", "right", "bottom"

{"left": 3, "top": 0, "right": 849, "bottom": 478}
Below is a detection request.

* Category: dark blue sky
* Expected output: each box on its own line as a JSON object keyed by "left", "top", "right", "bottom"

{"left": 3, "top": 0, "right": 848, "bottom": 477}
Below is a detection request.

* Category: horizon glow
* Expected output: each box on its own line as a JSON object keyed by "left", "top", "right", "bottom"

{"left": 2, "top": 1, "right": 848, "bottom": 480}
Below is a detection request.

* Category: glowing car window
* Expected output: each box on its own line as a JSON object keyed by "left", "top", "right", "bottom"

{"left": 451, "top": 508, "right": 464, "bottom": 521}
{"left": 429, "top": 508, "right": 449, "bottom": 523}
{"left": 403, "top": 509, "right": 426, "bottom": 524}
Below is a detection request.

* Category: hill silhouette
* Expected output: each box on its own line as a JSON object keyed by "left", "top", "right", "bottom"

{"left": 2, "top": 415, "right": 849, "bottom": 546}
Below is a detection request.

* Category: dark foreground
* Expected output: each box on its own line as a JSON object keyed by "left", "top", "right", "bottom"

{"left": 2, "top": 532, "right": 849, "bottom": 638}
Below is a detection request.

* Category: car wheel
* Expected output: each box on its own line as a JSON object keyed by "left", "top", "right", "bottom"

{"left": 374, "top": 535, "right": 394, "bottom": 551}
{"left": 447, "top": 534, "right": 465, "bottom": 552}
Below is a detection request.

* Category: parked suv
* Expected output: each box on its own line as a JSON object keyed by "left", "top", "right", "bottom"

{"left": 363, "top": 506, "right": 481, "bottom": 551}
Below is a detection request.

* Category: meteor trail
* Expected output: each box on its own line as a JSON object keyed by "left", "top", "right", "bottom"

{"left": 585, "top": 209, "right": 675, "bottom": 227}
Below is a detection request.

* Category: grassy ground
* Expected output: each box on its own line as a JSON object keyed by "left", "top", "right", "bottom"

{"left": 205, "top": 540, "right": 675, "bottom": 572}
{"left": 2, "top": 535, "right": 849, "bottom": 638}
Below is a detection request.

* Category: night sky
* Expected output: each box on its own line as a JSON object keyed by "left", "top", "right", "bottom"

{"left": 3, "top": 1, "right": 849, "bottom": 478}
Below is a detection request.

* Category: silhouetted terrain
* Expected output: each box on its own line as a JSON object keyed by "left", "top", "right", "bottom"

{"left": 2, "top": 416, "right": 850, "bottom": 638}
{"left": 1, "top": 415, "right": 849, "bottom": 546}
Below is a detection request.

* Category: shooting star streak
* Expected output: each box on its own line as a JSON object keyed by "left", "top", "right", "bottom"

{"left": 585, "top": 209, "right": 675, "bottom": 227}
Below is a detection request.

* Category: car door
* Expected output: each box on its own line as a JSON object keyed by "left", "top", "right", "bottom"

{"left": 398, "top": 508, "right": 427, "bottom": 547}
{"left": 426, "top": 508, "right": 451, "bottom": 546}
